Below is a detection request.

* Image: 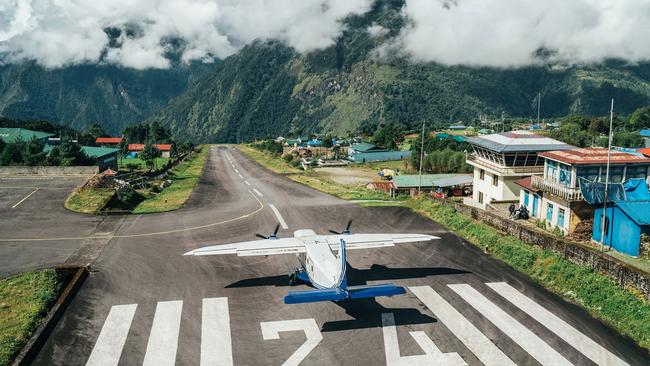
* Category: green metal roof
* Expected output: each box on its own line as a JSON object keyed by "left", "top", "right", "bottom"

{"left": 0, "top": 127, "right": 54, "bottom": 143}
{"left": 393, "top": 174, "right": 464, "bottom": 188}
{"left": 350, "top": 142, "right": 381, "bottom": 152}
{"left": 44, "top": 144, "right": 118, "bottom": 158}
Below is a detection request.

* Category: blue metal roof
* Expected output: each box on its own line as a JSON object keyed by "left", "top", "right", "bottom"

{"left": 615, "top": 200, "right": 650, "bottom": 225}
{"left": 639, "top": 129, "right": 650, "bottom": 138}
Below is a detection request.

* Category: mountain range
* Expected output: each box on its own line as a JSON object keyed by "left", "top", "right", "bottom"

{"left": 2, "top": 0, "right": 650, "bottom": 142}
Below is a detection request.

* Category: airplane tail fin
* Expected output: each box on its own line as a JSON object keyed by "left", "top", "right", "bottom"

{"left": 337, "top": 238, "right": 347, "bottom": 289}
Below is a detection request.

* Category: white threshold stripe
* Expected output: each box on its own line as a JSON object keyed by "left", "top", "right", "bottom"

{"left": 142, "top": 300, "right": 183, "bottom": 366}
{"left": 86, "top": 304, "right": 137, "bottom": 366}
{"left": 269, "top": 204, "right": 289, "bottom": 229}
{"left": 253, "top": 189, "right": 263, "bottom": 197}
{"left": 12, "top": 188, "right": 38, "bottom": 208}
{"left": 244, "top": 180, "right": 251, "bottom": 186}
{"left": 409, "top": 286, "right": 515, "bottom": 366}
{"left": 449, "top": 284, "right": 573, "bottom": 366}
{"left": 201, "top": 298, "right": 233, "bottom": 366}
{"left": 487, "top": 282, "right": 629, "bottom": 366}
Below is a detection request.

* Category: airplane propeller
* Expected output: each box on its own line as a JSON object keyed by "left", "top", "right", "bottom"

{"left": 329, "top": 220, "right": 352, "bottom": 235}
{"left": 256, "top": 224, "right": 281, "bottom": 240}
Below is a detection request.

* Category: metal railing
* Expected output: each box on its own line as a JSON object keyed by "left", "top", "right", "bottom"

{"left": 466, "top": 155, "right": 544, "bottom": 176}
{"left": 532, "top": 175, "right": 584, "bottom": 201}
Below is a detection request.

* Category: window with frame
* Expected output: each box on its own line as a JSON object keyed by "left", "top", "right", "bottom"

{"left": 479, "top": 169, "right": 485, "bottom": 180}
{"left": 627, "top": 165, "right": 648, "bottom": 179}
{"left": 558, "top": 208, "right": 566, "bottom": 228}
{"left": 492, "top": 174, "right": 498, "bottom": 186}
{"left": 577, "top": 166, "right": 600, "bottom": 182}
{"left": 546, "top": 203, "right": 554, "bottom": 223}
{"left": 478, "top": 192, "right": 484, "bottom": 204}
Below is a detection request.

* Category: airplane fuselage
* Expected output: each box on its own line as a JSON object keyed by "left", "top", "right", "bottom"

{"left": 293, "top": 229, "right": 345, "bottom": 289}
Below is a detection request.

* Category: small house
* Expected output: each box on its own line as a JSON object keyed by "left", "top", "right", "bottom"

{"left": 127, "top": 144, "right": 173, "bottom": 158}
{"left": 96, "top": 137, "right": 124, "bottom": 147}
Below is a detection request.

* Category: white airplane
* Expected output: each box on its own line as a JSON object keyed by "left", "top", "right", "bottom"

{"left": 184, "top": 221, "right": 439, "bottom": 304}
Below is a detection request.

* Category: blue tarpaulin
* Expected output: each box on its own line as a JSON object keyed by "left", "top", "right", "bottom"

{"left": 579, "top": 178, "right": 649, "bottom": 204}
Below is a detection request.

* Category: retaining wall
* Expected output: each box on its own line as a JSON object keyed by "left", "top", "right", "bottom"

{"left": 438, "top": 199, "right": 650, "bottom": 301}
{"left": 0, "top": 166, "right": 98, "bottom": 176}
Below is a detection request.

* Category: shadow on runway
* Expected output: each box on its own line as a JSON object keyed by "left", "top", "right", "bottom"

{"left": 226, "top": 264, "right": 470, "bottom": 288}
{"left": 226, "top": 264, "right": 470, "bottom": 332}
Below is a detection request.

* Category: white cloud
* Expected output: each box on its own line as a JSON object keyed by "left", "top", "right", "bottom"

{"left": 389, "top": 0, "right": 650, "bottom": 67}
{"left": 0, "top": 0, "right": 373, "bottom": 69}
{"left": 367, "top": 23, "right": 388, "bottom": 38}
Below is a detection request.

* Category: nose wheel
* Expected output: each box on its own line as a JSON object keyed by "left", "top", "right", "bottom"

{"left": 289, "top": 267, "right": 302, "bottom": 286}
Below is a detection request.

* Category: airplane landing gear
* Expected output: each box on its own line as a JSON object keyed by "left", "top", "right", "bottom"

{"left": 289, "top": 267, "right": 302, "bottom": 286}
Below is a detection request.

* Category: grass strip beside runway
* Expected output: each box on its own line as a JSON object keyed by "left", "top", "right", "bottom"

{"left": 408, "top": 198, "right": 650, "bottom": 351}
{"left": 0, "top": 269, "right": 61, "bottom": 366}
{"left": 65, "top": 188, "right": 114, "bottom": 214}
{"left": 133, "top": 145, "right": 209, "bottom": 214}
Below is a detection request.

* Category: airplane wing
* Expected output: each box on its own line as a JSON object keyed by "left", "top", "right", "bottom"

{"left": 183, "top": 237, "right": 306, "bottom": 257}
{"left": 326, "top": 233, "right": 438, "bottom": 251}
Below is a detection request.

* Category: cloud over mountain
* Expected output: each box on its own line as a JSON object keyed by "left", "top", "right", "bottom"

{"left": 1, "top": 0, "right": 650, "bottom": 69}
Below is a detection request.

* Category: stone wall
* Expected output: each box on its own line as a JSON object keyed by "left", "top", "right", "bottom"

{"left": 0, "top": 166, "right": 98, "bottom": 176}
{"left": 438, "top": 199, "right": 650, "bottom": 301}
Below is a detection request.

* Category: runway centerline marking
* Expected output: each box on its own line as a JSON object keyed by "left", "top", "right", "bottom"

{"left": 409, "top": 286, "right": 515, "bottom": 366}
{"left": 238, "top": 174, "right": 243, "bottom": 179}
{"left": 11, "top": 188, "right": 39, "bottom": 208}
{"left": 269, "top": 204, "right": 289, "bottom": 229}
{"left": 86, "top": 304, "right": 137, "bottom": 366}
{"left": 449, "top": 284, "right": 572, "bottom": 366}
{"left": 486, "top": 282, "right": 629, "bottom": 366}
{"left": 244, "top": 180, "right": 251, "bottom": 186}
{"left": 253, "top": 189, "right": 263, "bottom": 197}
{"left": 143, "top": 301, "right": 183, "bottom": 366}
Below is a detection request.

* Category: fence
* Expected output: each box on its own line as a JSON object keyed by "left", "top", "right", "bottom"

{"left": 437, "top": 199, "right": 650, "bottom": 301}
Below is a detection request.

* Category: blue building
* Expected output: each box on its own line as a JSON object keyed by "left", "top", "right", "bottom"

{"left": 592, "top": 201, "right": 650, "bottom": 256}
{"left": 586, "top": 178, "right": 650, "bottom": 256}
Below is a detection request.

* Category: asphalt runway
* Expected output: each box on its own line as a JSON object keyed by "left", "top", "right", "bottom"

{"left": 5, "top": 147, "right": 647, "bottom": 365}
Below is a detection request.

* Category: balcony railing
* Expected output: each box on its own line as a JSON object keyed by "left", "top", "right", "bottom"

{"left": 466, "top": 155, "right": 544, "bottom": 176}
{"left": 531, "top": 175, "right": 584, "bottom": 201}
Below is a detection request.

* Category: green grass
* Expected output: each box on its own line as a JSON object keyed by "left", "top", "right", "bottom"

{"left": 406, "top": 198, "right": 650, "bottom": 351}
{"left": 64, "top": 188, "right": 114, "bottom": 214}
{"left": 0, "top": 270, "right": 61, "bottom": 366}
{"left": 118, "top": 157, "right": 170, "bottom": 172}
{"left": 238, "top": 144, "right": 650, "bottom": 351}
{"left": 132, "top": 146, "right": 209, "bottom": 214}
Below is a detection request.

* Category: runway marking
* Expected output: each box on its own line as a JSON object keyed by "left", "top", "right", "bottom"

{"left": 448, "top": 284, "right": 572, "bottom": 366}
{"left": 382, "top": 312, "right": 466, "bottom": 366}
{"left": 200, "top": 298, "right": 233, "bottom": 366}
{"left": 11, "top": 188, "right": 38, "bottom": 208}
{"left": 238, "top": 174, "right": 243, "bottom": 179}
{"left": 143, "top": 300, "right": 183, "bottom": 366}
{"left": 487, "top": 282, "right": 629, "bottom": 366}
{"left": 0, "top": 188, "right": 265, "bottom": 241}
{"left": 86, "top": 304, "right": 137, "bottom": 366}
{"left": 253, "top": 189, "right": 263, "bottom": 197}
{"left": 269, "top": 204, "right": 289, "bottom": 229}
{"left": 261, "top": 319, "right": 322, "bottom": 366}
{"left": 409, "top": 286, "right": 515, "bottom": 366}
{"left": 234, "top": 169, "right": 239, "bottom": 174}
{"left": 244, "top": 180, "right": 251, "bottom": 186}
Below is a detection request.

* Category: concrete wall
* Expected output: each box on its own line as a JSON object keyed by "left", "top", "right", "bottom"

{"left": 437, "top": 199, "right": 650, "bottom": 301}
{"left": 0, "top": 166, "right": 98, "bottom": 176}
{"left": 472, "top": 167, "right": 521, "bottom": 204}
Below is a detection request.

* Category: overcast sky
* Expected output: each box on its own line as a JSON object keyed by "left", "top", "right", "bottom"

{"left": 1, "top": 0, "right": 649, "bottom": 69}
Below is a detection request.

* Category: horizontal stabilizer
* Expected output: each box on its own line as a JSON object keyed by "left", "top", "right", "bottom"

{"left": 347, "top": 284, "right": 406, "bottom": 299}
{"left": 284, "top": 288, "right": 348, "bottom": 304}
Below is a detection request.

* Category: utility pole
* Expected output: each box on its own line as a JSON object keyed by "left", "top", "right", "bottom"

{"left": 536, "top": 92, "right": 541, "bottom": 124}
{"left": 600, "top": 98, "right": 614, "bottom": 252}
{"left": 418, "top": 120, "right": 426, "bottom": 194}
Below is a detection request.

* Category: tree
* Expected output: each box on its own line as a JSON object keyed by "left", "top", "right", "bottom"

{"left": 21, "top": 138, "right": 46, "bottom": 166}
{"left": 59, "top": 138, "right": 92, "bottom": 166}
{"left": 0, "top": 142, "right": 24, "bottom": 165}
{"left": 140, "top": 142, "right": 161, "bottom": 171}
{"left": 372, "top": 123, "right": 404, "bottom": 150}
{"left": 89, "top": 123, "right": 107, "bottom": 139}
{"left": 0, "top": 138, "right": 5, "bottom": 158}
{"left": 45, "top": 146, "right": 62, "bottom": 166}
{"left": 628, "top": 106, "right": 650, "bottom": 130}
{"left": 322, "top": 135, "right": 333, "bottom": 148}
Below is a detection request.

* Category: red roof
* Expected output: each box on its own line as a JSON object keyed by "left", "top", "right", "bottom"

{"left": 127, "top": 143, "right": 172, "bottom": 152}
{"left": 636, "top": 147, "right": 650, "bottom": 157}
{"left": 539, "top": 148, "right": 650, "bottom": 165}
{"left": 96, "top": 137, "right": 123, "bottom": 144}
{"left": 514, "top": 176, "right": 540, "bottom": 192}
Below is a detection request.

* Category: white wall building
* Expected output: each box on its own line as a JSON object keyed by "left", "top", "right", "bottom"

{"left": 464, "top": 131, "right": 573, "bottom": 209}
{"left": 518, "top": 148, "right": 650, "bottom": 234}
